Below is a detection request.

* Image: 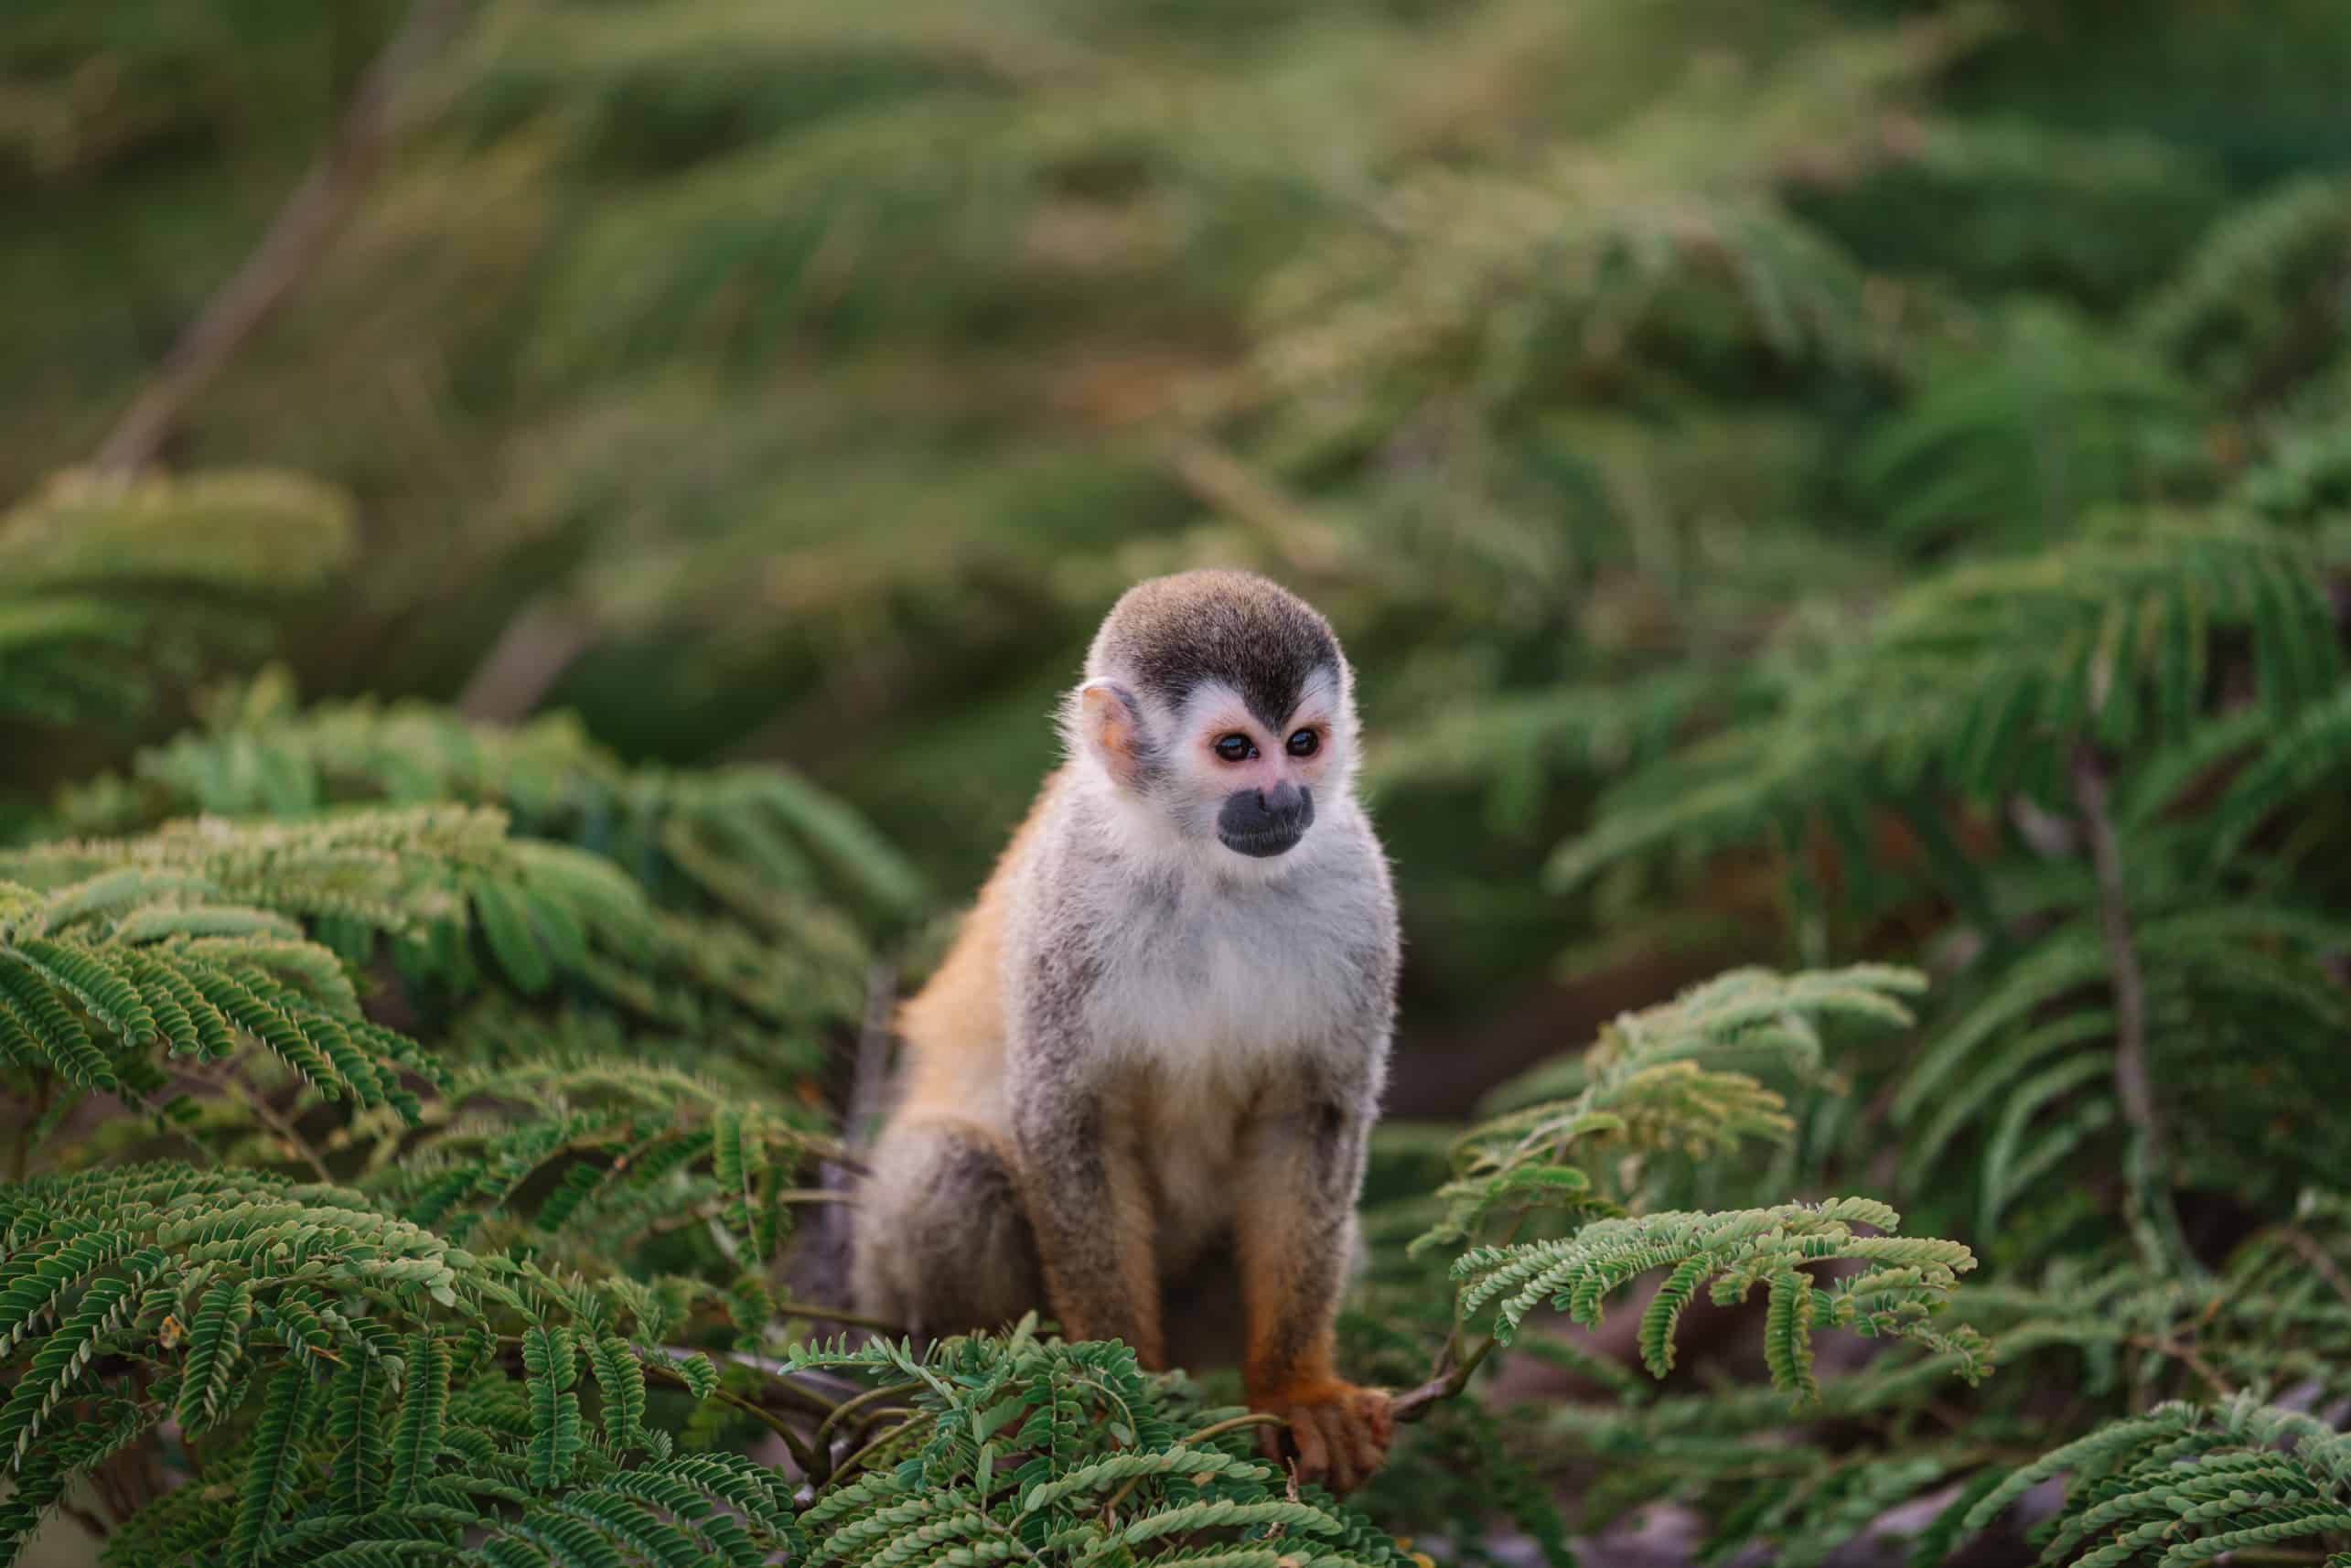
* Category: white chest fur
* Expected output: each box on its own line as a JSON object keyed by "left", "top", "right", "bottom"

{"left": 1077, "top": 831, "right": 1389, "bottom": 1090}
{"left": 1084, "top": 845, "right": 1386, "bottom": 1269}
{"left": 1021, "top": 789, "right": 1395, "bottom": 1274}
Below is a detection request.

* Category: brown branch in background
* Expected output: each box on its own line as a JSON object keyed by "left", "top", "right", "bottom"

{"left": 2071, "top": 743, "right": 2192, "bottom": 1272}
{"left": 2125, "top": 1334, "right": 2235, "bottom": 1401}
{"left": 91, "top": 0, "right": 471, "bottom": 475}
{"left": 2279, "top": 1227, "right": 2351, "bottom": 1312}
{"left": 224, "top": 1069, "right": 333, "bottom": 1185}
{"left": 1391, "top": 1332, "right": 1499, "bottom": 1424}
{"left": 1163, "top": 437, "right": 1348, "bottom": 579}
{"left": 455, "top": 596, "right": 601, "bottom": 722}
{"left": 2068, "top": 746, "right": 2160, "bottom": 1169}
{"left": 9, "top": 1073, "right": 48, "bottom": 1183}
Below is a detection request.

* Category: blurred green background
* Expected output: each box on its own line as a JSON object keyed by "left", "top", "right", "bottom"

{"left": 8, "top": 0, "right": 2350, "bottom": 1097}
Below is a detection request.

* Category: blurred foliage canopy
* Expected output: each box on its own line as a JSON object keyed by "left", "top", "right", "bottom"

{"left": 5, "top": 0, "right": 2351, "bottom": 1563}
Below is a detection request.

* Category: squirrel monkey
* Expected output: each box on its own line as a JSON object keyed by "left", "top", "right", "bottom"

{"left": 852, "top": 569, "right": 1400, "bottom": 1491}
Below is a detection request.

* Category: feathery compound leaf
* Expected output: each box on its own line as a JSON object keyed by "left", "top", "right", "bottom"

{"left": 0, "top": 951, "right": 116, "bottom": 1089}
{"left": 327, "top": 1353, "right": 391, "bottom": 1513}
{"left": 522, "top": 1326, "right": 585, "bottom": 1491}
{"left": 1964, "top": 1399, "right": 2351, "bottom": 1568}
{"left": 470, "top": 874, "right": 554, "bottom": 997}
{"left": 388, "top": 1329, "right": 451, "bottom": 1508}
{"left": 589, "top": 1337, "right": 648, "bottom": 1450}
{"left": 1763, "top": 1271, "right": 1819, "bottom": 1403}
{"left": 0, "top": 1231, "right": 138, "bottom": 1356}
{"left": 229, "top": 1366, "right": 317, "bottom": 1565}
{"left": 11, "top": 939, "right": 155, "bottom": 1047}
{"left": 1100, "top": 1498, "right": 1347, "bottom": 1551}
{"left": 0, "top": 1264, "right": 151, "bottom": 1470}
{"left": 175, "top": 1276, "right": 256, "bottom": 1434}
{"left": 1638, "top": 1254, "right": 1714, "bottom": 1379}
{"left": 123, "top": 949, "right": 242, "bottom": 1059}
{"left": 671, "top": 1351, "right": 719, "bottom": 1402}
{"left": 1451, "top": 1198, "right": 1981, "bottom": 1384}
{"left": 1018, "top": 1446, "right": 1274, "bottom": 1514}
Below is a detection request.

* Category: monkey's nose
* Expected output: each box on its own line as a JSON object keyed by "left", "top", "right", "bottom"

{"left": 1218, "top": 782, "right": 1315, "bottom": 854}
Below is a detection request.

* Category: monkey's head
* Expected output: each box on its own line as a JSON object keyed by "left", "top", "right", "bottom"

{"left": 1067, "top": 569, "right": 1357, "bottom": 865}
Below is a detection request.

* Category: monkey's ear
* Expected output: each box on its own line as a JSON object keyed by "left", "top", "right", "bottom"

{"left": 1079, "top": 682, "right": 1150, "bottom": 789}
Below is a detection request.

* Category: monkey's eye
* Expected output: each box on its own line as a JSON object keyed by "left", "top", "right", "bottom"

{"left": 1287, "top": 728, "right": 1320, "bottom": 757}
{"left": 1213, "top": 734, "right": 1256, "bottom": 763}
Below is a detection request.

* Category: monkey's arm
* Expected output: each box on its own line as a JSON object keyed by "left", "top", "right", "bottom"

{"left": 1007, "top": 983, "right": 1165, "bottom": 1367}
{"left": 1234, "top": 1083, "right": 1391, "bottom": 1493}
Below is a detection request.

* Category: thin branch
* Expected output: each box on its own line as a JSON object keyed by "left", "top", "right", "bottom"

{"left": 10, "top": 1072, "right": 49, "bottom": 1183}
{"left": 649, "top": 1345, "right": 864, "bottom": 1415}
{"left": 454, "top": 596, "right": 601, "bottom": 723}
{"left": 2125, "top": 1333, "right": 2236, "bottom": 1401}
{"left": 1163, "top": 437, "right": 1348, "bottom": 579}
{"left": 643, "top": 1357, "right": 822, "bottom": 1476}
{"left": 1392, "top": 1331, "right": 1500, "bottom": 1424}
{"left": 775, "top": 1299, "right": 906, "bottom": 1337}
{"left": 1393, "top": 1207, "right": 1538, "bottom": 1423}
{"left": 224, "top": 1070, "right": 334, "bottom": 1185}
{"left": 2069, "top": 748, "right": 2157, "bottom": 1147}
{"left": 815, "top": 1378, "right": 925, "bottom": 1454}
{"left": 92, "top": 0, "right": 471, "bottom": 473}
{"left": 822, "top": 1414, "right": 929, "bottom": 1493}
{"left": 2277, "top": 1227, "right": 2351, "bottom": 1312}
{"left": 2070, "top": 743, "right": 2185, "bottom": 1270}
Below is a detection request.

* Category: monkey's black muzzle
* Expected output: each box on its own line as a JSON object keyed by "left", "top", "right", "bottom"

{"left": 1218, "top": 782, "right": 1314, "bottom": 857}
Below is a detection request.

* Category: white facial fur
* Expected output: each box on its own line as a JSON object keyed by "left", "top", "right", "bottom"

{"left": 1068, "top": 666, "right": 1358, "bottom": 879}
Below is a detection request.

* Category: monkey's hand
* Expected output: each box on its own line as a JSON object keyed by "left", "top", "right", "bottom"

{"left": 1252, "top": 1376, "right": 1393, "bottom": 1495}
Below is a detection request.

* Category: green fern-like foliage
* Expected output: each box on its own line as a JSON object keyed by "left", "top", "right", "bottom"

{"left": 50, "top": 674, "right": 925, "bottom": 1096}
{"left": 1846, "top": 304, "right": 2205, "bottom": 549}
{"left": 0, "top": 1163, "right": 806, "bottom": 1568}
{"left": 1416, "top": 966, "right": 1988, "bottom": 1411}
{"left": 1452, "top": 1197, "right": 1985, "bottom": 1395}
{"left": 0, "top": 799, "right": 860, "bottom": 1274}
{"left": 0, "top": 472, "right": 352, "bottom": 728}
{"left": 3, "top": 803, "right": 656, "bottom": 1020}
{"left": 2138, "top": 174, "right": 2351, "bottom": 408}
{"left": 385, "top": 1057, "right": 843, "bottom": 1283}
{"left": 0, "top": 807, "right": 585, "bottom": 1133}
{"left": 58, "top": 668, "right": 927, "bottom": 929}
{"left": 781, "top": 1320, "right": 1412, "bottom": 1568}
{"left": 1548, "top": 515, "right": 2340, "bottom": 894}
{"left": 1331, "top": 98, "right": 2351, "bottom": 1559}
{"left": 1521, "top": 508, "right": 2351, "bottom": 1273}
{"left": 1528, "top": 504, "right": 2351, "bottom": 1233}
{"left": 1963, "top": 1393, "right": 2351, "bottom": 1568}
{"left": 1421, "top": 965, "right": 1925, "bottom": 1251}
{"left": 0, "top": 802, "right": 860, "bottom": 1564}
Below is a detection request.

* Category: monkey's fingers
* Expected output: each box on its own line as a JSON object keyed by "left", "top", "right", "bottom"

{"left": 1286, "top": 1404, "right": 1335, "bottom": 1489}
{"left": 1340, "top": 1387, "right": 1392, "bottom": 1482}
{"left": 1320, "top": 1402, "right": 1370, "bottom": 1494}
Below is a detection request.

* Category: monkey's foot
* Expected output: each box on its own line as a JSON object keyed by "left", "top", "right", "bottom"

{"left": 1253, "top": 1379, "right": 1393, "bottom": 1495}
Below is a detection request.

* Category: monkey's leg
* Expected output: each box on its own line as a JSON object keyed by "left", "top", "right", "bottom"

{"left": 1010, "top": 1086, "right": 1166, "bottom": 1367}
{"left": 1234, "top": 1103, "right": 1392, "bottom": 1494}
{"left": 850, "top": 1117, "right": 1045, "bottom": 1341}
